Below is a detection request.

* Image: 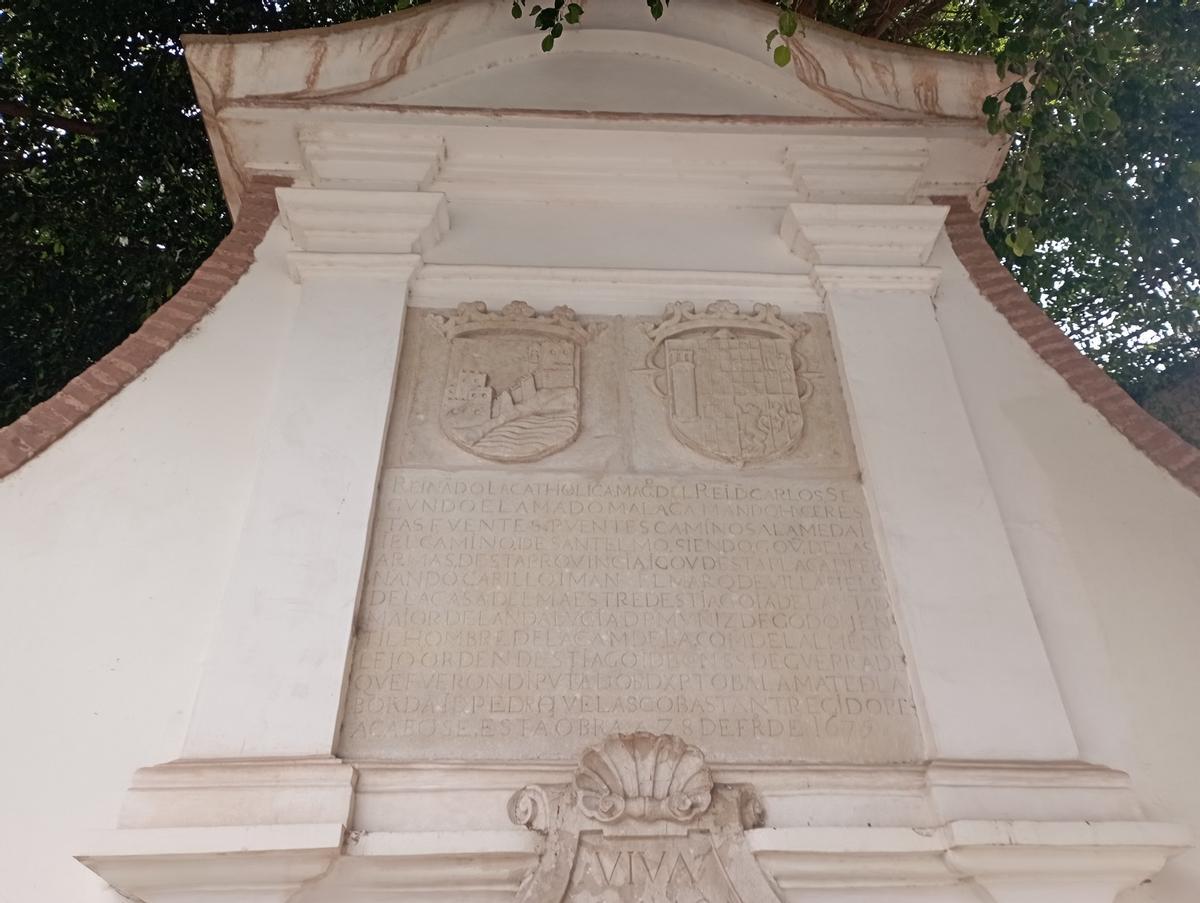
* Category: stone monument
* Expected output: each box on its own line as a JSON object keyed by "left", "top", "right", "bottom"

{"left": 5, "top": 2, "right": 1192, "bottom": 902}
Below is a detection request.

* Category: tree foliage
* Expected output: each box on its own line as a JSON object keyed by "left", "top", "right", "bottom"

{"left": 2, "top": 0, "right": 1197, "bottom": 427}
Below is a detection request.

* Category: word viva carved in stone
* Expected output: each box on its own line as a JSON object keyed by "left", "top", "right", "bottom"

{"left": 510, "top": 732, "right": 780, "bottom": 903}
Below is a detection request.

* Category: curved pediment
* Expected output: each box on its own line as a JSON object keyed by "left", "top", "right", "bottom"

{"left": 183, "top": 0, "right": 1001, "bottom": 121}
{"left": 340, "top": 31, "right": 852, "bottom": 117}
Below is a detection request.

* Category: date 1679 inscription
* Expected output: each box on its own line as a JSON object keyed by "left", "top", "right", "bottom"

{"left": 339, "top": 470, "right": 921, "bottom": 763}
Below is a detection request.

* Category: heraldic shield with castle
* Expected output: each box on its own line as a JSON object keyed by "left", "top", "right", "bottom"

{"left": 643, "top": 301, "right": 813, "bottom": 464}
{"left": 429, "top": 301, "right": 596, "bottom": 463}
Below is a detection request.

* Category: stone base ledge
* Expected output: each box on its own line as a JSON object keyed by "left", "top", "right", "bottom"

{"left": 77, "top": 820, "right": 1188, "bottom": 903}
{"left": 115, "top": 757, "right": 1153, "bottom": 834}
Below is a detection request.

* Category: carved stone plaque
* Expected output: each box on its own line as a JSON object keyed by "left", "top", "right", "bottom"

{"left": 429, "top": 301, "right": 595, "bottom": 463}
{"left": 642, "top": 302, "right": 812, "bottom": 464}
{"left": 339, "top": 468, "right": 922, "bottom": 762}
{"left": 341, "top": 301, "right": 921, "bottom": 764}
{"left": 509, "top": 733, "right": 782, "bottom": 903}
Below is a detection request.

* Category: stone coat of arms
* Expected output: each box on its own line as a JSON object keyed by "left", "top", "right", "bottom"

{"left": 429, "top": 301, "right": 595, "bottom": 463}
{"left": 509, "top": 733, "right": 782, "bottom": 903}
{"left": 642, "top": 302, "right": 812, "bottom": 464}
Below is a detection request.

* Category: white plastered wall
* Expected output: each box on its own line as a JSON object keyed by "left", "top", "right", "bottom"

{"left": 931, "top": 236, "right": 1200, "bottom": 901}
{"left": 0, "top": 223, "right": 300, "bottom": 903}
{"left": 1, "top": 194, "right": 1199, "bottom": 902}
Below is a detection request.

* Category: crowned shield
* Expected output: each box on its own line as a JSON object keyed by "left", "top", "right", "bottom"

{"left": 644, "top": 302, "right": 811, "bottom": 464}
{"left": 429, "top": 301, "right": 593, "bottom": 463}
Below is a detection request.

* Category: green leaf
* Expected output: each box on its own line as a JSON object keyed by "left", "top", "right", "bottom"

{"left": 1102, "top": 108, "right": 1120, "bottom": 130}
{"left": 1013, "top": 227, "right": 1035, "bottom": 256}
{"left": 980, "top": 4, "right": 1000, "bottom": 34}
{"left": 511, "top": 1, "right": 522, "bottom": 18}
{"left": 779, "top": 10, "right": 798, "bottom": 37}
{"left": 765, "top": 28, "right": 779, "bottom": 49}
{"left": 982, "top": 95, "right": 1001, "bottom": 116}
{"left": 541, "top": 33, "right": 555, "bottom": 51}
{"left": 774, "top": 44, "right": 792, "bottom": 67}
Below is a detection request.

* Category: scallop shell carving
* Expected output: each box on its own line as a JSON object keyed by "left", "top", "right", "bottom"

{"left": 573, "top": 732, "right": 713, "bottom": 823}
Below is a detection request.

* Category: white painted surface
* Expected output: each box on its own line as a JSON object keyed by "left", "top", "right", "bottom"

{"left": 930, "top": 236, "right": 1200, "bottom": 900}
{"left": 822, "top": 275, "right": 1078, "bottom": 762}
{"left": 0, "top": 224, "right": 300, "bottom": 902}
{"left": 183, "top": 258, "right": 419, "bottom": 759}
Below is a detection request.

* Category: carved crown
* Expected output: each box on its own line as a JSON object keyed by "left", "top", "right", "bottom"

{"left": 428, "top": 300, "right": 595, "bottom": 344}
{"left": 642, "top": 300, "right": 806, "bottom": 347}
{"left": 574, "top": 732, "right": 713, "bottom": 823}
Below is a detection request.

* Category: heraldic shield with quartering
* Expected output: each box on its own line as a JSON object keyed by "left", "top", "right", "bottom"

{"left": 644, "top": 302, "right": 812, "bottom": 464}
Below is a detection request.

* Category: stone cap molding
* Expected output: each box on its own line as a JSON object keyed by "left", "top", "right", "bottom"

{"left": 937, "top": 196, "right": 1200, "bottom": 496}
{"left": 0, "top": 176, "right": 289, "bottom": 480}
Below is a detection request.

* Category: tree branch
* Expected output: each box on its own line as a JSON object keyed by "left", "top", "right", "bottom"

{"left": 0, "top": 100, "right": 102, "bottom": 136}
{"left": 884, "top": 0, "right": 955, "bottom": 40}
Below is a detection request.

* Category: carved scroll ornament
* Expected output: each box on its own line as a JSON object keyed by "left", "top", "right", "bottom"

{"left": 509, "top": 732, "right": 781, "bottom": 903}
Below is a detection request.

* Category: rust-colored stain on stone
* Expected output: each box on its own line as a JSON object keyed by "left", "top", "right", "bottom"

{"left": 305, "top": 38, "right": 329, "bottom": 91}
{"left": 869, "top": 57, "right": 901, "bottom": 104}
{"left": 911, "top": 64, "right": 942, "bottom": 115}
{"left": 789, "top": 41, "right": 877, "bottom": 117}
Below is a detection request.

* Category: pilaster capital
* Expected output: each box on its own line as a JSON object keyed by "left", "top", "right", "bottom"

{"left": 276, "top": 187, "right": 448, "bottom": 255}
{"left": 287, "top": 252, "right": 423, "bottom": 284}
{"left": 297, "top": 126, "right": 445, "bottom": 191}
{"left": 785, "top": 137, "right": 929, "bottom": 204}
{"left": 781, "top": 202, "right": 948, "bottom": 267}
{"left": 811, "top": 264, "right": 942, "bottom": 300}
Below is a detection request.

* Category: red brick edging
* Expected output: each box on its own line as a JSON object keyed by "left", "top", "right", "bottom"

{"left": 937, "top": 196, "right": 1200, "bottom": 495}
{"left": 0, "top": 177, "right": 287, "bottom": 479}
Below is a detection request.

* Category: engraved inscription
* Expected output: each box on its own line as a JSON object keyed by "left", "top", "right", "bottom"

{"left": 340, "top": 470, "right": 922, "bottom": 762}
